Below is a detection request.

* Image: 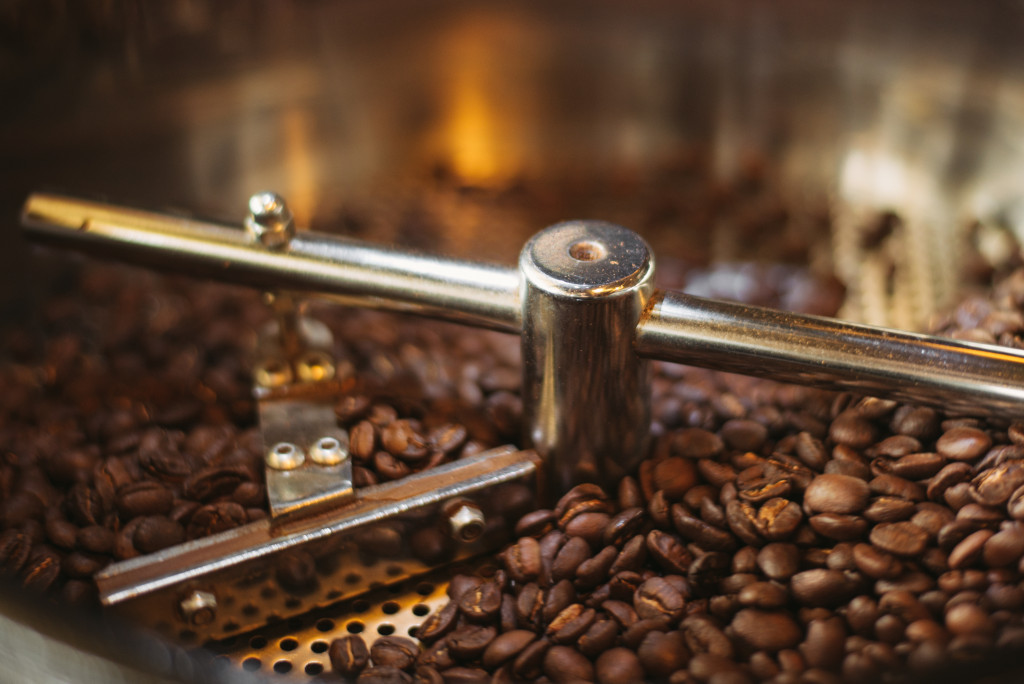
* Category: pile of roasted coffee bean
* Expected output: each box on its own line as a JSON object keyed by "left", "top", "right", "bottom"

{"left": 0, "top": 264, "right": 519, "bottom": 605}
{"left": 324, "top": 274, "right": 1024, "bottom": 682}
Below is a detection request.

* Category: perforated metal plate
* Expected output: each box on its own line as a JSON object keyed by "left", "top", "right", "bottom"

{"left": 206, "top": 560, "right": 496, "bottom": 681}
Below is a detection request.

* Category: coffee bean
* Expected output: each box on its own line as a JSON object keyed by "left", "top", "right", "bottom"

{"left": 804, "top": 474, "right": 870, "bottom": 514}
{"left": 637, "top": 630, "right": 690, "bottom": 679}
{"left": 548, "top": 604, "right": 597, "bottom": 644}
{"left": 516, "top": 510, "right": 556, "bottom": 538}
{"left": 132, "top": 516, "right": 185, "bottom": 554}
{"left": 724, "top": 500, "right": 762, "bottom": 547}
{"left": 543, "top": 645, "right": 594, "bottom": 683}
{"left": 186, "top": 501, "right": 246, "bottom": 539}
{"left": 116, "top": 480, "right": 174, "bottom": 517}
{"left": 594, "top": 647, "right": 644, "bottom": 684}
{"left": 808, "top": 513, "right": 868, "bottom": 541}
{"left": 937, "top": 427, "right": 992, "bottom": 461}
{"left": 829, "top": 411, "right": 877, "bottom": 449}
{"left": 511, "top": 637, "right": 551, "bottom": 680}
{"left": 790, "top": 569, "right": 860, "bottom": 607}
{"left": 654, "top": 458, "right": 699, "bottom": 499}
{"left": 21, "top": 547, "right": 60, "bottom": 593}
{"left": 851, "top": 543, "right": 901, "bottom": 579}
{"left": 948, "top": 529, "right": 993, "bottom": 569}
{"left": 634, "top": 577, "right": 685, "bottom": 622}
{"left": 482, "top": 630, "right": 535, "bottom": 669}
{"left": 971, "top": 460, "right": 1024, "bottom": 506}
{"left": 983, "top": 525, "right": 1024, "bottom": 567}
{"left": 731, "top": 609, "right": 802, "bottom": 652}
{"left": 448, "top": 625, "right": 497, "bottom": 661}
{"left": 757, "top": 543, "right": 800, "bottom": 580}
{"left": 870, "top": 521, "right": 929, "bottom": 557}
{"left": 646, "top": 530, "right": 692, "bottom": 575}
{"left": 182, "top": 465, "right": 250, "bottom": 502}
{"left": 459, "top": 581, "right": 502, "bottom": 622}
{"left": 801, "top": 617, "right": 846, "bottom": 669}
{"left": 576, "top": 546, "right": 617, "bottom": 588}
{"left": 504, "top": 537, "right": 542, "bottom": 583}
{"left": 77, "top": 525, "right": 114, "bottom": 554}
{"left": 578, "top": 619, "right": 619, "bottom": 659}
{"left": 862, "top": 496, "right": 915, "bottom": 523}
{"left": 604, "top": 508, "right": 646, "bottom": 547}
{"left": 357, "top": 666, "right": 413, "bottom": 684}
{"left": 734, "top": 580, "right": 786, "bottom": 609}
{"left": 0, "top": 529, "right": 31, "bottom": 575}
{"left": 552, "top": 537, "right": 591, "bottom": 583}
{"left": 671, "top": 428, "right": 724, "bottom": 459}
{"left": 754, "top": 498, "right": 803, "bottom": 541}
{"left": 419, "top": 601, "right": 458, "bottom": 643}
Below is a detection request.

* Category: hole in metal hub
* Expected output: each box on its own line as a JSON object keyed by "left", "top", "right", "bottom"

{"left": 569, "top": 240, "right": 607, "bottom": 262}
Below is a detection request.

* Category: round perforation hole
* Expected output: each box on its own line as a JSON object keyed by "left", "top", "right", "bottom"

{"left": 305, "top": 663, "right": 324, "bottom": 676}
{"left": 280, "top": 638, "right": 298, "bottom": 652}
{"left": 242, "top": 658, "right": 261, "bottom": 672}
{"left": 382, "top": 601, "right": 400, "bottom": 615}
{"left": 311, "top": 641, "right": 329, "bottom": 654}
{"left": 346, "top": 620, "right": 364, "bottom": 634}
{"left": 412, "top": 604, "right": 430, "bottom": 617}
{"left": 316, "top": 618, "right": 335, "bottom": 632}
{"left": 377, "top": 624, "right": 395, "bottom": 636}
{"left": 415, "top": 582, "right": 435, "bottom": 596}
{"left": 273, "top": 660, "right": 292, "bottom": 674}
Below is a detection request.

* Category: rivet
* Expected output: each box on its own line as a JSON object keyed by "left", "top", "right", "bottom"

{"left": 266, "top": 442, "right": 305, "bottom": 470}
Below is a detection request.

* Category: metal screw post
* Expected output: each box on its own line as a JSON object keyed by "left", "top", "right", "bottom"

{"left": 245, "top": 192, "right": 295, "bottom": 249}
{"left": 446, "top": 501, "right": 486, "bottom": 542}
{"left": 179, "top": 590, "right": 217, "bottom": 626}
{"left": 519, "top": 221, "right": 655, "bottom": 493}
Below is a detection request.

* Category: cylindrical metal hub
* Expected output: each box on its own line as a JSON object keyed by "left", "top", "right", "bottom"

{"left": 519, "top": 221, "right": 655, "bottom": 493}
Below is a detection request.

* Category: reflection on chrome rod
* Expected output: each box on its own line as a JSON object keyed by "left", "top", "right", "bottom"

{"left": 22, "top": 192, "right": 1024, "bottom": 491}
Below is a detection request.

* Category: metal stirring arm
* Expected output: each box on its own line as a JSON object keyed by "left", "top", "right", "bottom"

{"left": 22, "top": 191, "right": 1024, "bottom": 493}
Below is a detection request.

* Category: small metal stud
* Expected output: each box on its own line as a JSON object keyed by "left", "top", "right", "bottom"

{"left": 245, "top": 192, "right": 295, "bottom": 249}
{"left": 295, "top": 350, "right": 336, "bottom": 383}
{"left": 266, "top": 442, "right": 305, "bottom": 470}
{"left": 179, "top": 590, "right": 217, "bottom": 626}
{"left": 309, "top": 435, "right": 347, "bottom": 466}
{"left": 446, "top": 501, "right": 486, "bottom": 542}
{"left": 254, "top": 357, "right": 293, "bottom": 388}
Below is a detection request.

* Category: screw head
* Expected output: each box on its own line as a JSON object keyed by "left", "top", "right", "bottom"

{"left": 266, "top": 442, "right": 305, "bottom": 470}
{"left": 295, "top": 350, "right": 336, "bottom": 383}
{"left": 179, "top": 590, "right": 217, "bottom": 626}
{"left": 447, "top": 501, "right": 486, "bottom": 542}
{"left": 254, "top": 357, "right": 293, "bottom": 388}
{"left": 245, "top": 192, "right": 295, "bottom": 249}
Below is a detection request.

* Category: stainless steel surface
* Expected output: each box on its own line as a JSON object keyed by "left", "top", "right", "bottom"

{"left": 520, "top": 221, "right": 655, "bottom": 491}
{"left": 637, "top": 292, "right": 1024, "bottom": 418}
{"left": 95, "top": 446, "right": 540, "bottom": 642}
{"left": 21, "top": 192, "right": 522, "bottom": 333}
{"left": 22, "top": 194, "right": 1024, "bottom": 459}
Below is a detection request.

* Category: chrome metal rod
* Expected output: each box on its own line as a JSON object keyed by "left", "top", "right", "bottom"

{"left": 636, "top": 291, "right": 1024, "bottom": 418}
{"left": 21, "top": 193, "right": 522, "bottom": 333}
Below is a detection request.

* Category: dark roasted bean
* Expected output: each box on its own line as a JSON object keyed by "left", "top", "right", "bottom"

{"left": 870, "top": 521, "right": 929, "bottom": 557}
{"left": 459, "top": 581, "right": 502, "bottom": 622}
{"left": 186, "top": 501, "right": 247, "bottom": 539}
{"left": 637, "top": 630, "right": 690, "bottom": 679}
{"left": 448, "top": 625, "right": 497, "bottom": 661}
{"left": 543, "top": 645, "right": 594, "bottom": 684}
{"left": 804, "top": 474, "right": 870, "bottom": 514}
{"left": 634, "top": 577, "right": 685, "bottom": 622}
{"left": 482, "top": 630, "right": 535, "bottom": 669}
{"left": 731, "top": 609, "right": 802, "bottom": 652}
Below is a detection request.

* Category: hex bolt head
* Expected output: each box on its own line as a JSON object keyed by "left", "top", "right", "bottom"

{"left": 254, "top": 357, "right": 293, "bottom": 388}
{"left": 245, "top": 192, "right": 295, "bottom": 249}
{"left": 446, "top": 501, "right": 486, "bottom": 542}
{"left": 266, "top": 442, "right": 305, "bottom": 470}
{"left": 179, "top": 590, "right": 217, "bottom": 626}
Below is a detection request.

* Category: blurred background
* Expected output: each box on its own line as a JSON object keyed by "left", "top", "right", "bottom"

{"left": 5, "top": 0, "right": 1024, "bottom": 329}
{"left": 5, "top": 0, "right": 1024, "bottom": 680}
